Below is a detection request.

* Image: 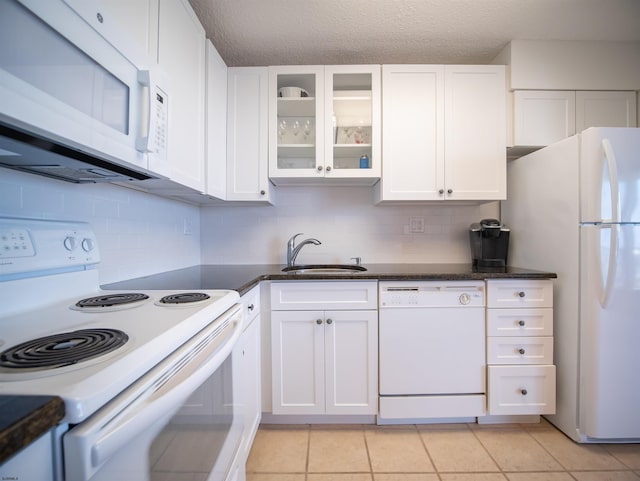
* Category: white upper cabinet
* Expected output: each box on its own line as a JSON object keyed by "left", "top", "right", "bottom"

{"left": 269, "top": 65, "right": 381, "bottom": 184}
{"left": 513, "top": 91, "right": 576, "bottom": 146}
{"left": 513, "top": 90, "right": 636, "bottom": 147}
{"left": 444, "top": 66, "right": 506, "bottom": 201}
{"left": 157, "top": 0, "right": 206, "bottom": 192}
{"left": 376, "top": 65, "right": 506, "bottom": 202}
{"left": 575, "top": 91, "right": 637, "bottom": 132}
{"left": 204, "top": 40, "right": 227, "bottom": 200}
{"left": 377, "top": 65, "right": 444, "bottom": 201}
{"left": 225, "top": 67, "right": 272, "bottom": 202}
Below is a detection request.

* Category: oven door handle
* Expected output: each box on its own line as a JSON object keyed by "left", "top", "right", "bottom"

{"left": 63, "top": 305, "right": 243, "bottom": 481}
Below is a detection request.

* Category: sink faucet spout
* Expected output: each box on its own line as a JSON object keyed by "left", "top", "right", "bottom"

{"left": 287, "top": 233, "right": 322, "bottom": 266}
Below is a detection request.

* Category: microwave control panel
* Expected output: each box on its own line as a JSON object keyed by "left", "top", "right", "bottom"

{"left": 151, "top": 86, "right": 168, "bottom": 161}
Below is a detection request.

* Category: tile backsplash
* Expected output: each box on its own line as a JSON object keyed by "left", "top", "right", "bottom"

{"left": 201, "top": 186, "right": 499, "bottom": 265}
{"left": 0, "top": 170, "right": 201, "bottom": 284}
{"left": 1, "top": 170, "right": 500, "bottom": 282}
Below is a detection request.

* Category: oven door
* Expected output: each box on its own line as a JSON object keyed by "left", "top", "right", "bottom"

{"left": 63, "top": 305, "right": 244, "bottom": 481}
{"left": 0, "top": 0, "right": 169, "bottom": 178}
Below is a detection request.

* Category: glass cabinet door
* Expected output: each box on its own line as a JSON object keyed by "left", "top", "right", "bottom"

{"left": 269, "top": 66, "right": 323, "bottom": 180}
{"left": 324, "top": 65, "right": 380, "bottom": 180}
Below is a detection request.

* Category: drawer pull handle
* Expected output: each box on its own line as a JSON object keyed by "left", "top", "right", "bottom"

{"left": 520, "top": 388, "right": 528, "bottom": 396}
{"left": 518, "top": 348, "right": 526, "bottom": 355}
{"left": 326, "top": 318, "right": 333, "bottom": 325}
{"left": 316, "top": 319, "right": 323, "bottom": 325}
{"left": 518, "top": 291, "right": 526, "bottom": 298}
{"left": 518, "top": 320, "right": 526, "bottom": 327}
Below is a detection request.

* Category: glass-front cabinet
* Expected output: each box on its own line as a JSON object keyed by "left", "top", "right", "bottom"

{"left": 269, "top": 65, "right": 380, "bottom": 184}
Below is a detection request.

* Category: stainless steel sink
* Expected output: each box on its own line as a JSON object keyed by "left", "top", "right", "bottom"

{"left": 281, "top": 264, "right": 367, "bottom": 274}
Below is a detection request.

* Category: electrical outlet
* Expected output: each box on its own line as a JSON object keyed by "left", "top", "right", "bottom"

{"left": 183, "top": 218, "right": 193, "bottom": 236}
{"left": 409, "top": 217, "right": 425, "bottom": 233}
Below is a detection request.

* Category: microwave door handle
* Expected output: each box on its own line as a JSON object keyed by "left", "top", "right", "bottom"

{"left": 65, "top": 307, "right": 243, "bottom": 479}
{"left": 136, "top": 70, "right": 153, "bottom": 153}
{"left": 602, "top": 139, "right": 619, "bottom": 223}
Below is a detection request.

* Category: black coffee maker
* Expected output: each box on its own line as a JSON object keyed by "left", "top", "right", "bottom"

{"left": 469, "top": 219, "right": 510, "bottom": 268}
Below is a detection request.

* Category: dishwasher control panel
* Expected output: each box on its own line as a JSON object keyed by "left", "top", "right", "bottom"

{"left": 379, "top": 281, "right": 485, "bottom": 307}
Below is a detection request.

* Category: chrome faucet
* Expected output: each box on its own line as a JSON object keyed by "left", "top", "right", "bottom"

{"left": 287, "top": 233, "right": 321, "bottom": 266}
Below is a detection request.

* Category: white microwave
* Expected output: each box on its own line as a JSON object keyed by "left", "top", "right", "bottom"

{"left": 0, "top": 0, "right": 169, "bottom": 183}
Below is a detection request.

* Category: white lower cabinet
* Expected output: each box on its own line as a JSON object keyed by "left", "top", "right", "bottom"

{"left": 486, "top": 279, "right": 556, "bottom": 416}
{"left": 238, "top": 286, "right": 261, "bottom": 461}
{"left": 270, "top": 282, "right": 378, "bottom": 415}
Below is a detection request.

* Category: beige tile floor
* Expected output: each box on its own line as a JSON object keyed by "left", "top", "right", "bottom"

{"left": 246, "top": 420, "right": 640, "bottom": 481}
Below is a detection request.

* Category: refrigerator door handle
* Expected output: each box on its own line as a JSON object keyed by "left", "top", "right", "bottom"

{"left": 602, "top": 139, "right": 619, "bottom": 223}
{"left": 600, "top": 224, "right": 618, "bottom": 308}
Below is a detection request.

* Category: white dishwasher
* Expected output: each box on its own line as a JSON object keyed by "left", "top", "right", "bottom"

{"left": 378, "top": 281, "right": 486, "bottom": 423}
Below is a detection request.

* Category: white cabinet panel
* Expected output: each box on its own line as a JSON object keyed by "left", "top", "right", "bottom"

{"left": 486, "top": 308, "right": 553, "bottom": 337}
{"left": 205, "top": 40, "right": 227, "bottom": 199}
{"left": 444, "top": 65, "right": 506, "bottom": 201}
{"left": 486, "top": 279, "right": 553, "bottom": 308}
{"left": 487, "top": 336, "right": 554, "bottom": 365}
{"left": 575, "top": 91, "right": 637, "bottom": 132}
{"left": 379, "top": 65, "right": 444, "bottom": 201}
{"left": 271, "top": 310, "right": 325, "bottom": 414}
{"left": 226, "top": 67, "right": 271, "bottom": 202}
{"left": 325, "top": 310, "right": 378, "bottom": 414}
{"left": 513, "top": 90, "right": 636, "bottom": 148}
{"left": 377, "top": 65, "right": 506, "bottom": 202}
{"left": 514, "top": 90, "right": 576, "bottom": 146}
{"left": 157, "top": 0, "right": 206, "bottom": 191}
{"left": 270, "top": 282, "right": 378, "bottom": 416}
{"left": 488, "top": 365, "right": 556, "bottom": 415}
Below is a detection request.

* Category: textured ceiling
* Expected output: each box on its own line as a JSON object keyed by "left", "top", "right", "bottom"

{"left": 188, "top": 0, "right": 640, "bottom": 67}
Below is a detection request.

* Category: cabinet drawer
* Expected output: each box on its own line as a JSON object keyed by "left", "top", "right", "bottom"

{"left": 487, "top": 337, "right": 553, "bottom": 364}
{"left": 486, "top": 280, "right": 553, "bottom": 308}
{"left": 271, "top": 281, "right": 377, "bottom": 310}
{"left": 488, "top": 365, "right": 556, "bottom": 415}
{"left": 241, "top": 285, "right": 261, "bottom": 329}
{"left": 486, "top": 308, "right": 553, "bottom": 336}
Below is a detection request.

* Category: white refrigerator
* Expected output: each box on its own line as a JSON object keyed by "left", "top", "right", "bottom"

{"left": 503, "top": 127, "right": 640, "bottom": 442}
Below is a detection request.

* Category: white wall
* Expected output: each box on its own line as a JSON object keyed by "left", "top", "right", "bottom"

{"left": 0, "top": 169, "right": 201, "bottom": 284}
{"left": 201, "top": 185, "right": 499, "bottom": 265}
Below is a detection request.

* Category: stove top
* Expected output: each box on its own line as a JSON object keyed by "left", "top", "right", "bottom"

{"left": 0, "top": 287, "right": 239, "bottom": 422}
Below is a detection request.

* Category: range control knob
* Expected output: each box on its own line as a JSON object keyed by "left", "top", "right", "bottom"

{"left": 82, "top": 238, "right": 95, "bottom": 252}
{"left": 63, "top": 236, "right": 77, "bottom": 251}
{"left": 459, "top": 293, "right": 471, "bottom": 305}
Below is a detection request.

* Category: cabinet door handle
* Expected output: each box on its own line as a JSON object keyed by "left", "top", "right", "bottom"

{"left": 518, "top": 348, "right": 526, "bottom": 355}
{"left": 518, "top": 320, "right": 526, "bottom": 327}
{"left": 317, "top": 165, "right": 323, "bottom": 172}
{"left": 316, "top": 319, "right": 323, "bottom": 325}
{"left": 447, "top": 188, "right": 453, "bottom": 194}
{"left": 518, "top": 291, "right": 526, "bottom": 298}
{"left": 520, "top": 388, "right": 528, "bottom": 396}
{"left": 260, "top": 190, "right": 265, "bottom": 196}
{"left": 248, "top": 304, "right": 254, "bottom": 311}
{"left": 438, "top": 189, "right": 445, "bottom": 195}
{"left": 326, "top": 166, "right": 332, "bottom": 172}
{"left": 326, "top": 318, "right": 333, "bottom": 325}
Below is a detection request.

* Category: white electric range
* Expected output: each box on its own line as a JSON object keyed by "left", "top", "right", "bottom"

{"left": 0, "top": 216, "right": 242, "bottom": 481}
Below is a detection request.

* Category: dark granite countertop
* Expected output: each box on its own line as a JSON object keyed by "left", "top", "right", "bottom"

{"left": 104, "top": 263, "right": 557, "bottom": 296}
{"left": 0, "top": 395, "right": 65, "bottom": 464}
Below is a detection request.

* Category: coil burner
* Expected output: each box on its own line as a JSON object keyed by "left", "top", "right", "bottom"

{"left": 72, "top": 293, "right": 150, "bottom": 312}
{"left": 158, "top": 292, "right": 211, "bottom": 305}
{"left": 0, "top": 329, "right": 129, "bottom": 371}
